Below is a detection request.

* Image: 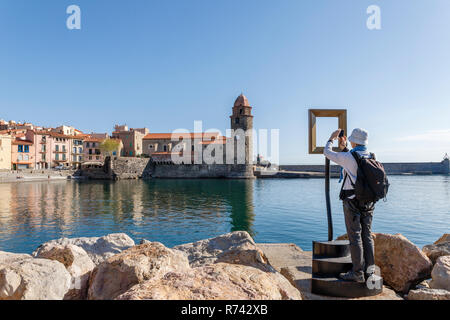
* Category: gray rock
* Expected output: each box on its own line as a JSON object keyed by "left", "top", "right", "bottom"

{"left": 33, "top": 244, "right": 96, "bottom": 300}
{"left": 429, "top": 255, "right": 450, "bottom": 291}
{"left": 173, "top": 231, "right": 273, "bottom": 272}
{"left": 422, "top": 242, "right": 450, "bottom": 264}
{"left": 33, "top": 233, "right": 135, "bottom": 265}
{"left": 0, "top": 251, "right": 71, "bottom": 300}
{"left": 407, "top": 288, "right": 450, "bottom": 300}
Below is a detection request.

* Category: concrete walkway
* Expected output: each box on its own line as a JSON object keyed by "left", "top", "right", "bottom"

{"left": 257, "top": 243, "right": 403, "bottom": 300}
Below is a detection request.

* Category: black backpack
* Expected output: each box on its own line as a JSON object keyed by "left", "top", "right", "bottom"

{"left": 341, "top": 151, "right": 390, "bottom": 203}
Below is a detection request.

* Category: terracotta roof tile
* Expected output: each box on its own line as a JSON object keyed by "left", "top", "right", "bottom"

{"left": 143, "top": 132, "right": 221, "bottom": 140}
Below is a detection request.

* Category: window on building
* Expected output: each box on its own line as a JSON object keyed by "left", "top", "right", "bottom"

{"left": 55, "top": 154, "right": 59, "bottom": 160}
{"left": 89, "top": 149, "right": 93, "bottom": 155}
{"left": 62, "top": 146, "right": 66, "bottom": 152}
{"left": 18, "top": 145, "right": 23, "bottom": 153}
{"left": 89, "top": 156, "right": 92, "bottom": 160}
{"left": 235, "top": 118, "right": 240, "bottom": 124}
{"left": 63, "top": 154, "right": 66, "bottom": 161}
{"left": 95, "top": 149, "right": 100, "bottom": 155}
{"left": 163, "top": 145, "right": 167, "bottom": 152}
{"left": 78, "top": 147, "right": 82, "bottom": 154}
{"left": 192, "top": 145, "right": 195, "bottom": 152}
{"left": 96, "top": 156, "right": 100, "bottom": 160}
{"left": 86, "top": 142, "right": 90, "bottom": 148}
{"left": 240, "top": 109, "right": 243, "bottom": 114}
{"left": 18, "top": 154, "right": 23, "bottom": 161}
{"left": 24, "top": 155, "right": 29, "bottom": 161}
{"left": 149, "top": 145, "right": 153, "bottom": 150}
{"left": 55, "top": 145, "right": 59, "bottom": 152}
{"left": 73, "top": 147, "right": 76, "bottom": 153}
{"left": 24, "top": 145, "right": 29, "bottom": 153}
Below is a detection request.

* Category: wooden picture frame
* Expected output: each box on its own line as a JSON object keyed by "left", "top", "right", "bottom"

{"left": 308, "top": 109, "right": 347, "bottom": 154}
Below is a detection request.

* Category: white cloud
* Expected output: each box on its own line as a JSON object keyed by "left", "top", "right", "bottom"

{"left": 396, "top": 129, "right": 450, "bottom": 142}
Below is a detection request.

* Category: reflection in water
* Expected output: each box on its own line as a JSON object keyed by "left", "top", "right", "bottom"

{"left": 0, "top": 176, "right": 448, "bottom": 254}
{"left": 0, "top": 179, "right": 255, "bottom": 253}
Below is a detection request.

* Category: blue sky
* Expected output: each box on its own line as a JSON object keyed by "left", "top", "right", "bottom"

{"left": 1, "top": 0, "right": 449, "bottom": 164}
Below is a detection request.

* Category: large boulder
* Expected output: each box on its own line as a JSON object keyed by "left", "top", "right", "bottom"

{"left": 33, "top": 233, "right": 135, "bottom": 265}
{"left": 116, "top": 263, "right": 302, "bottom": 300}
{"left": 173, "top": 231, "right": 273, "bottom": 272}
{"left": 33, "top": 244, "right": 95, "bottom": 300}
{"left": 88, "top": 242, "right": 190, "bottom": 300}
{"left": 429, "top": 256, "right": 450, "bottom": 291}
{"left": 337, "top": 233, "right": 432, "bottom": 293}
{"left": 0, "top": 251, "right": 71, "bottom": 300}
{"left": 422, "top": 242, "right": 450, "bottom": 264}
{"left": 407, "top": 288, "right": 450, "bottom": 300}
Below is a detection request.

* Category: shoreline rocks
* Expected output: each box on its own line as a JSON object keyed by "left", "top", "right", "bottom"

{"left": 88, "top": 242, "right": 191, "bottom": 300}
{"left": 429, "top": 256, "right": 450, "bottom": 291}
{"left": 337, "top": 233, "right": 433, "bottom": 293}
{"left": 422, "top": 242, "right": 450, "bottom": 264}
{"left": 0, "top": 251, "right": 71, "bottom": 300}
{"left": 33, "top": 244, "right": 95, "bottom": 300}
{"left": 173, "top": 231, "right": 274, "bottom": 272}
{"left": 1, "top": 231, "right": 448, "bottom": 300}
{"left": 33, "top": 233, "right": 135, "bottom": 265}
{"left": 407, "top": 288, "right": 450, "bottom": 300}
{"left": 116, "top": 263, "right": 301, "bottom": 300}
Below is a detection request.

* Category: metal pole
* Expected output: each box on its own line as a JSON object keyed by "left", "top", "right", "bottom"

{"left": 325, "top": 157, "right": 333, "bottom": 241}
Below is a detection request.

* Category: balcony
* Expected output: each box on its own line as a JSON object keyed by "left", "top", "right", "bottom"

{"left": 53, "top": 150, "right": 67, "bottom": 153}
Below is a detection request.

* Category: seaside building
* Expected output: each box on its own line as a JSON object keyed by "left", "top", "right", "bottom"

{"left": 11, "top": 135, "right": 35, "bottom": 170}
{"left": 112, "top": 125, "right": 149, "bottom": 157}
{"left": 141, "top": 94, "right": 254, "bottom": 166}
{"left": 142, "top": 132, "right": 226, "bottom": 163}
{"left": 83, "top": 137, "right": 123, "bottom": 165}
{"left": 0, "top": 134, "right": 12, "bottom": 170}
{"left": 32, "top": 129, "right": 86, "bottom": 169}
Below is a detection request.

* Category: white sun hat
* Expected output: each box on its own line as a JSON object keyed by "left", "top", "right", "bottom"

{"left": 348, "top": 128, "right": 369, "bottom": 146}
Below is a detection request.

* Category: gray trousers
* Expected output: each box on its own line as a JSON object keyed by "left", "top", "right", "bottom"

{"left": 343, "top": 198, "right": 375, "bottom": 275}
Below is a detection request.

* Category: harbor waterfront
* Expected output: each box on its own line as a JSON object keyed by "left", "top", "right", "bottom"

{"left": 0, "top": 175, "right": 448, "bottom": 254}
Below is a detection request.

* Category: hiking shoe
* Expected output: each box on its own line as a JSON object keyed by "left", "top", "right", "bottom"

{"left": 339, "top": 271, "right": 365, "bottom": 283}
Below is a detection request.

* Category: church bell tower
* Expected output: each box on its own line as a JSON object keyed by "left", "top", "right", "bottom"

{"left": 230, "top": 94, "right": 253, "bottom": 164}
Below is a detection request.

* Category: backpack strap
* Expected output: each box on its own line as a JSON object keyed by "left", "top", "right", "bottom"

{"left": 350, "top": 151, "right": 361, "bottom": 166}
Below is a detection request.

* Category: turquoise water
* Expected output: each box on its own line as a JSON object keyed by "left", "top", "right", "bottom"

{"left": 0, "top": 175, "right": 448, "bottom": 254}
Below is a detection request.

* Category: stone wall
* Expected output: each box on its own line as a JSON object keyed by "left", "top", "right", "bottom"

{"left": 111, "top": 157, "right": 152, "bottom": 180}
{"left": 152, "top": 164, "right": 254, "bottom": 179}
{"left": 280, "top": 159, "right": 450, "bottom": 175}
{"left": 80, "top": 157, "right": 254, "bottom": 180}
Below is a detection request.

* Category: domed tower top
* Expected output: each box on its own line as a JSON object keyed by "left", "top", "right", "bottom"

{"left": 231, "top": 93, "right": 253, "bottom": 131}
{"left": 234, "top": 94, "right": 250, "bottom": 108}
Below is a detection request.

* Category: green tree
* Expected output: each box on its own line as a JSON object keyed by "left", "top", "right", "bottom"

{"left": 100, "top": 139, "right": 120, "bottom": 157}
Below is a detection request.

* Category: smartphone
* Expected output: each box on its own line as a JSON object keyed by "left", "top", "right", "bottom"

{"left": 339, "top": 130, "right": 345, "bottom": 138}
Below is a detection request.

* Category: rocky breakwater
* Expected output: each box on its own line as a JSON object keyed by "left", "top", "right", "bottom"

{"left": 0, "top": 232, "right": 301, "bottom": 300}
{"left": 407, "top": 234, "right": 450, "bottom": 300}
{"left": 337, "top": 232, "right": 450, "bottom": 300}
